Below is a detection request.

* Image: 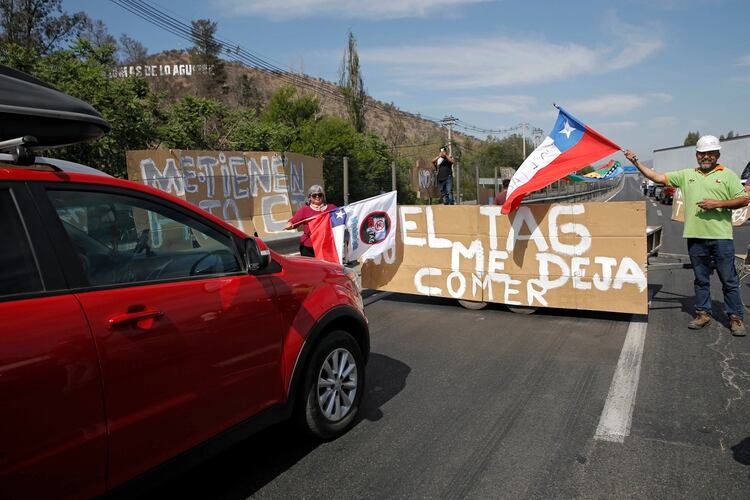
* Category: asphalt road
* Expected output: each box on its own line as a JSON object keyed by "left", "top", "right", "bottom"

{"left": 144, "top": 176, "right": 750, "bottom": 499}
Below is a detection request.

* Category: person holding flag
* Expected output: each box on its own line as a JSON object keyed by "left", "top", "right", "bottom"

{"left": 285, "top": 185, "right": 336, "bottom": 257}
{"left": 625, "top": 136, "right": 749, "bottom": 335}
{"left": 308, "top": 191, "right": 398, "bottom": 265}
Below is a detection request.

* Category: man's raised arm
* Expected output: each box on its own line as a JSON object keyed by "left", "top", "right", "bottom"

{"left": 624, "top": 149, "right": 667, "bottom": 185}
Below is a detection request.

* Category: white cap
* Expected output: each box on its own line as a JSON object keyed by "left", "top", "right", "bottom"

{"left": 696, "top": 135, "right": 721, "bottom": 152}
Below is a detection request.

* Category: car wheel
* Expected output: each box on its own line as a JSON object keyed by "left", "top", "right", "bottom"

{"left": 297, "top": 330, "right": 364, "bottom": 439}
{"left": 457, "top": 299, "right": 488, "bottom": 310}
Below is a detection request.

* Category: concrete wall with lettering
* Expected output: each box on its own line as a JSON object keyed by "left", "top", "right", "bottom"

{"left": 126, "top": 149, "right": 324, "bottom": 239}
{"left": 361, "top": 201, "right": 647, "bottom": 314}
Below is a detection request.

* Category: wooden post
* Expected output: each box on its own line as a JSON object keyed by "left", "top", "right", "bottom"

{"left": 343, "top": 156, "right": 349, "bottom": 205}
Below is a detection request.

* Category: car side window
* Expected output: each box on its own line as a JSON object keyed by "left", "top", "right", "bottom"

{"left": 47, "top": 190, "right": 241, "bottom": 286}
{"left": 0, "top": 189, "right": 44, "bottom": 297}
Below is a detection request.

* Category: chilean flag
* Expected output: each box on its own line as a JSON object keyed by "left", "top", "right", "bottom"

{"left": 308, "top": 207, "right": 348, "bottom": 264}
{"left": 502, "top": 105, "right": 621, "bottom": 214}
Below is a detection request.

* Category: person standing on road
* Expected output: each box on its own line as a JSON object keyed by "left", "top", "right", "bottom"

{"left": 624, "top": 135, "right": 749, "bottom": 336}
{"left": 285, "top": 185, "right": 336, "bottom": 257}
{"left": 493, "top": 179, "right": 510, "bottom": 206}
{"left": 432, "top": 147, "right": 454, "bottom": 205}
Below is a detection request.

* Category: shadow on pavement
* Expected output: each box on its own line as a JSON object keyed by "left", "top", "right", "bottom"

{"left": 139, "top": 353, "right": 409, "bottom": 499}
{"left": 731, "top": 437, "right": 750, "bottom": 466}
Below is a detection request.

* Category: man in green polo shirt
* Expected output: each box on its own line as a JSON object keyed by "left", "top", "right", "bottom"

{"left": 624, "top": 135, "right": 749, "bottom": 336}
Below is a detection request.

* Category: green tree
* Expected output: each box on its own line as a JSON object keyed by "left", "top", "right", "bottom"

{"left": 0, "top": 0, "right": 88, "bottom": 71}
{"left": 158, "top": 95, "right": 228, "bottom": 150}
{"left": 190, "top": 18, "right": 227, "bottom": 98}
{"left": 263, "top": 85, "right": 320, "bottom": 129}
{"left": 292, "top": 116, "right": 408, "bottom": 204}
{"left": 236, "top": 73, "right": 262, "bottom": 111}
{"left": 683, "top": 131, "right": 700, "bottom": 146}
{"left": 1, "top": 39, "right": 162, "bottom": 177}
{"left": 226, "top": 108, "right": 295, "bottom": 151}
{"left": 339, "top": 30, "right": 366, "bottom": 133}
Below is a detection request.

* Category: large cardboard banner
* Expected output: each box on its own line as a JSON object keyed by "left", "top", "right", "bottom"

{"left": 671, "top": 188, "right": 749, "bottom": 225}
{"left": 361, "top": 201, "right": 648, "bottom": 314}
{"left": 126, "top": 150, "right": 324, "bottom": 238}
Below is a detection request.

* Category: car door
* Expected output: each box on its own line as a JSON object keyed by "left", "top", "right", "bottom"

{"left": 35, "top": 184, "right": 285, "bottom": 489}
{"left": 0, "top": 183, "right": 107, "bottom": 498}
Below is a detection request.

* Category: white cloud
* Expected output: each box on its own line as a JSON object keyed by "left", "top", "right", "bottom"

{"left": 566, "top": 94, "right": 649, "bottom": 116}
{"left": 362, "top": 29, "right": 662, "bottom": 90}
{"left": 597, "top": 121, "right": 638, "bottom": 129}
{"left": 218, "top": 0, "right": 492, "bottom": 20}
{"left": 559, "top": 93, "right": 673, "bottom": 117}
{"left": 449, "top": 95, "right": 537, "bottom": 114}
{"left": 737, "top": 54, "right": 750, "bottom": 66}
{"left": 650, "top": 116, "right": 680, "bottom": 128}
{"left": 364, "top": 38, "right": 604, "bottom": 89}
{"left": 599, "top": 10, "right": 664, "bottom": 71}
{"left": 647, "top": 92, "right": 673, "bottom": 103}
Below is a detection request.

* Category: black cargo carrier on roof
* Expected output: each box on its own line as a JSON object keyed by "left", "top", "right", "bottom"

{"left": 0, "top": 64, "right": 110, "bottom": 148}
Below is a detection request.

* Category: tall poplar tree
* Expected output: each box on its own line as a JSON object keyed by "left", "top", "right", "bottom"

{"left": 339, "top": 31, "right": 366, "bottom": 133}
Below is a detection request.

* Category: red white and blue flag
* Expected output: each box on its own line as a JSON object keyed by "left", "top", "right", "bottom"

{"left": 309, "top": 206, "right": 348, "bottom": 264}
{"left": 502, "top": 105, "right": 621, "bottom": 214}
{"left": 309, "top": 191, "right": 397, "bottom": 264}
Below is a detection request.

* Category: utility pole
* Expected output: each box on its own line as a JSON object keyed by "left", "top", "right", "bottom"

{"left": 441, "top": 115, "right": 457, "bottom": 156}
{"left": 440, "top": 115, "right": 458, "bottom": 203}
{"left": 521, "top": 122, "right": 528, "bottom": 159}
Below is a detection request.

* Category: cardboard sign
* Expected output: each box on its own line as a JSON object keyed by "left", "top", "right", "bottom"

{"left": 361, "top": 201, "right": 647, "bottom": 314}
{"left": 126, "top": 150, "right": 323, "bottom": 238}
{"left": 670, "top": 188, "right": 749, "bottom": 225}
{"left": 411, "top": 159, "right": 440, "bottom": 198}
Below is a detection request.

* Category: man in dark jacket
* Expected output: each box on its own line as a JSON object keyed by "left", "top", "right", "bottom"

{"left": 432, "top": 147, "right": 454, "bottom": 205}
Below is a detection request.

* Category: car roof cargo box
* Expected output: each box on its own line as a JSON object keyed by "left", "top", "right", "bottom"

{"left": 0, "top": 65, "right": 110, "bottom": 148}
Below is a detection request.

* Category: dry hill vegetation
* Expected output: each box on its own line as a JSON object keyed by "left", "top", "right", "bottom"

{"left": 141, "top": 50, "right": 480, "bottom": 156}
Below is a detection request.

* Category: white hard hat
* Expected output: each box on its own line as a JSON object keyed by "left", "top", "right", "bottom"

{"left": 696, "top": 135, "right": 721, "bottom": 152}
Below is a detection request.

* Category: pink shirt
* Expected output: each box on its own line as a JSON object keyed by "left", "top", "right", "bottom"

{"left": 289, "top": 203, "right": 336, "bottom": 248}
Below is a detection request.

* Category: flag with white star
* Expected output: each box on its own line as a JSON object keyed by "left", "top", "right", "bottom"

{"left": 502, "top": 105, "right": 621, "bottom": 214}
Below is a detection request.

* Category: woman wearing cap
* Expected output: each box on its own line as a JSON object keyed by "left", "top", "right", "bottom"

{"left": 285, "top": 185, "right": 336, "bottom": 257}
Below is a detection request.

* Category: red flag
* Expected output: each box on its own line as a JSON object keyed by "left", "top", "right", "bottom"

{"left": 502, "top": 106, "right": 620, "bottom": 214}
{"left": 308, "top": 207, "right": 348, "bottom": 263}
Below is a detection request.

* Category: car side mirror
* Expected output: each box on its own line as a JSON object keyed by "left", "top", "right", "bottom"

{"left": 245, "top": 238, "right": 270, "bottom": 272}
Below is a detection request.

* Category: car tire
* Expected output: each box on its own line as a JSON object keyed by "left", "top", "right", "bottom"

{"left": 507, "top": 305, "right": 537, "bottom": 315}
{"left": 457, "top": 299, "right": 488, "bottom": 310}
{"left": 296, "top": 330, "right": 364, "bottom": 439}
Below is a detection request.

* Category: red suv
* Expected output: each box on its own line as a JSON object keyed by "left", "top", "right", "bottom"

{"left": 0, "top": 67, "right": 369, "bottom": 498}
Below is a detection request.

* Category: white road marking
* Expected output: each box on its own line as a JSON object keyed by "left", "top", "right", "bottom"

{"left": 656, "top": 209, "right": 663, "bottom": 217}
{"left": 594, "top": 316, "right": 648, "bottom": 443}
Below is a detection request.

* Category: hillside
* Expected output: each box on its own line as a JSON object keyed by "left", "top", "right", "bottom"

{"left": 117, "top": 50, "right": 480, "bottom": 156}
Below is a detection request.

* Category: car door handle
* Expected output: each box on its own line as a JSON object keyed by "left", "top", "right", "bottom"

{"left": 108, "top": 307, "right": 164, "bottom": 329}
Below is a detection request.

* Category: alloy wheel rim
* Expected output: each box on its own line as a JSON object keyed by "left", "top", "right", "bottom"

{"left": 317, "top": 348, "right": 358, "bottom": 421}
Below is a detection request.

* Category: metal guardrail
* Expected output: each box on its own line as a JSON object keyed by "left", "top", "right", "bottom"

{"left": 523, "top": 175, "right": 624, "bottom": 205}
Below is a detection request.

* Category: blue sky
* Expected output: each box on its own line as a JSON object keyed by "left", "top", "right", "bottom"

{"left": 65, "top": 0, "right": 750, "bottom": 161}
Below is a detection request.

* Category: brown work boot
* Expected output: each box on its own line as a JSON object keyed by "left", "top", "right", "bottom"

{"left": 687, "top": 311, "right": 712, "bottom": 329}
{"left": 729, "top": 316, "right": 746, "bottom": 336}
